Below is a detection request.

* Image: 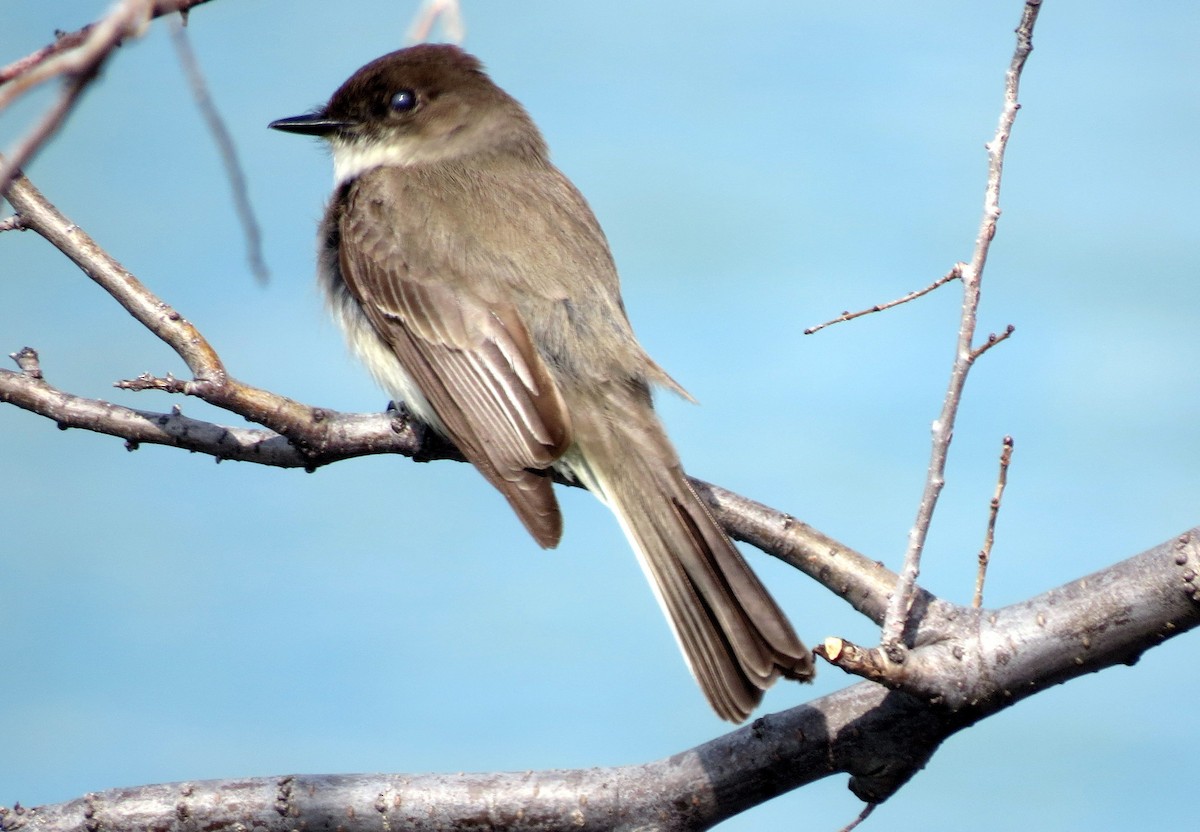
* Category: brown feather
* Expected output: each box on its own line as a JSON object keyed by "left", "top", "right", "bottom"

{"left": 294, "top": 44, "right": 814, "bottom": 719}
{"left": 564, "top": 380, "right": 814, "bottom": 721}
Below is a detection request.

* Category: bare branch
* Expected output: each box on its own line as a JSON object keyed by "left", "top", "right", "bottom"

{"left": 6, "top": 527, "right": 1198, "bottom": 831}
{"left": 0, "top": 33, "right": 86, "bottom": 85}
{"left": 2, "top": 168, "right": 320, "bottom": 441}
{"left": 0, "top": 355, "right": 447, "bottom": 469}
{"left": 0, "top": 1, "right": 215, "bottom": 193}
{"left": 2, "top": 162, "right": 907, "bottom": 615}
{"left": 3, "top": 0, "right": 139, "bottom": 191}
{"left": 0, "top": 214, "right": 27, "bottom": 232}
{"left": 822, "top": 530, "right": 1200, "bottom": 707}
{"left": 837, "top": 803, "right": 877, "bottom": 832}
{"left": 0, "top": 682, "right": 942, "bottom": 832}
{"left": 974, "top": 436, "right": 1014, "bottom": 608}
{"left": 0, "top": 0, "right": 213, "bottom": 85}
{"left": 804, "top": 266, "right": 961, "bottom": 335}
{"left": 1, "top": 345, "right": 893, "bottom": 616}
{"left": 699, "top": 482, "right": 914, "bottom": 622}
{"left": 169, "top": 20, "right": 269, "bottom": 283}
{"left": 969, "top": 323, "right": 1016, "bottom": 360}
{"left": 881, "top": 0, "right": 1042, "bottom": 651}
{"left": 3, "top": 166, "right": 226, "bottom": 377}
{"left": 406, "top": 0, "right": 466, "bottom": 45}
{"left": 10, "top": 346, "right": 43, "bottom": 378}
{"left": 0, "top": 71, "right": 93, "bottom": 194}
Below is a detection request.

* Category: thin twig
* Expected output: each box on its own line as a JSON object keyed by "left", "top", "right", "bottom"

{"left": 0, "top": 71, "right": 94, "bottom": 195}
{"left": 0, "top": 360, "right": 428, "bottom": 469}
{"left": 0, "top": 1, "right": 214, "bottom": 195}
{"left": 10, "top": 346, "right": 43, "bottom": 378}
{"left": 169, "top": 20, "right": 269, "bottom": 283}
{"left": 0, "top": 0, "right": 154, "bottom": 194}
{"left": 805, "top": 267, "right": 961, "bottom": 335}
{"left": 406, "top": 0, "right": 466, "bottom": 44}
{"left": 880, "top": 0, "right": 1040, "bottom": 651}
{"left": 816, "top": 637, "right": 902, "bottom": 686}
{"left": 836, "top": 802, "right": 877, "bottom": 832}
{"left": 0, "top": 9, "right": 137, "bottom": 104}
{"left": 0, "top": 0, "right": 212, "bottom": 84}
{"left": 1, "top": 166, "right": 381, "bottom": 447}
{"left": 1, "top": 344, "right": 900, "bottom": 617}
{"left": 0, "top": 214, "right": 27, "bottom": 232}
{"left": 0, "top": 31, "right": 92, "bottom": 86}
{"left": 2, "top": 165, "right": 226, "bottom": 381}
{"left": 974, "top": 436, "right": 1014, "bottom": 608}
{"left": 970, "top": 323, "right": 1016, "bottom": 360}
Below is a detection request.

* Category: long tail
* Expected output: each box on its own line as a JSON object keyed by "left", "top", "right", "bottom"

{"left": 566, "top": 394, "right": 813, "bottom": 722}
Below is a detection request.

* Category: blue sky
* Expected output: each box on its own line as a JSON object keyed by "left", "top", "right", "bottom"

{"left": 3, "top": 1, "right": 1198, "bottom": 829}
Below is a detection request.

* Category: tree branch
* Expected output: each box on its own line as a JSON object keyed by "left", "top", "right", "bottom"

{"left": 803, "top": 266, "right": 961, "bottom": 335}
{"left": 881, "top": 0, "right": 1040, "bottom": 651}
{"left": 5, "top": 528, "right": 1197, "bottom": 831}
{"left": 4, "top": 1, "right": 1197, "bottom": 827}
{"left": 0, "top": 1, "right": 213, "bottom": 86}
{"left": 0, "top": 1, "right": 216, "bottom": 194}
{"left": 2, "top": 147, "right": 898, "bottom": 615}
{"left": 973, "top": 435, "right": 1014, "bottom": 608}
{"left": 169, "top": 18, "right": 269, "bottom": 284}
{"left": 0, "top": 167, "right": 412, "bottom": 459}
{"left": 0, "top": 345, "right": 896, "bottom": 614}
{"left": 0, "top": 349, "right": 428, "bottom": 467}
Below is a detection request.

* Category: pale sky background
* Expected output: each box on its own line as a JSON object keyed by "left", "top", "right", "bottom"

{"left": 3, "top": 1, "right": 1199, "bottom": 829}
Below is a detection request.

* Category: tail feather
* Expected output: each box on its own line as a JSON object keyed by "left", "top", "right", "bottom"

{"left": 618, "top": 488, "right": 765, "bottom": 718}
{"left": 566, "top": 408, "right": 814, "bottom": 722}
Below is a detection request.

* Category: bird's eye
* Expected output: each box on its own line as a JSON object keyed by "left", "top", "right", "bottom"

{"left": 390, "top": 89, "right": 417, "bottom": 112}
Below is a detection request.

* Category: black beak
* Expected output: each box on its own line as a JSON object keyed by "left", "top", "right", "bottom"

{"left": 268, "top": 112, "right": 350, "bottom": 137}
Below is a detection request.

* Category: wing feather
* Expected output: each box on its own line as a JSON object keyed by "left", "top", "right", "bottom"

{"left": 334, "top": 172, "right": 573, "bottom": 546}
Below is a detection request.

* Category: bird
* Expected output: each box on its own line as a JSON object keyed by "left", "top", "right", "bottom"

{"left": 269, "top": 43, "right": 813, "bottom": 721}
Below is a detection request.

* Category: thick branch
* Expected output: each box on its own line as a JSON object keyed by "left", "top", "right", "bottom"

{"left": 0, "top": 683, "right": 942, "bottom": 832}
{"left": 700, "top": 482, "right": 911, "bottom": 624}
{"left": 6, "top": 529, "right": 1197, "bottom": 831}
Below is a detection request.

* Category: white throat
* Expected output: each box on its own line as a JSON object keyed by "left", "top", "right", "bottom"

{"left": 330, "top": 137, "right": 424, "bottom": 186}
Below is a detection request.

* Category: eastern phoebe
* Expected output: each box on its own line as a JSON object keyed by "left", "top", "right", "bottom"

{"left": 270, "top": 44, "right": 813, "bottom": 721}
